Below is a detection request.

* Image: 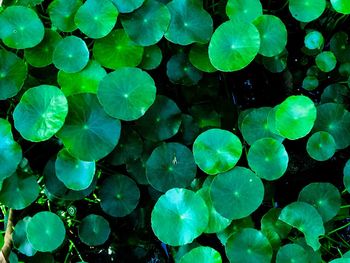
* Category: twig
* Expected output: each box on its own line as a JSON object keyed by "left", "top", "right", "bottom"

{"left": 0, "top": 209, "right": 14, "bottom": 263}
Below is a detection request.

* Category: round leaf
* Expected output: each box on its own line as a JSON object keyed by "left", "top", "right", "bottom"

{"left": 189, "top": 44, "right": 216, "bottom": 73}
{"left": 180, "top": 246, "right": 222, "bottom": 263}
{"left": 289, "top": 0, "right": 326, "bottom": 22}
{"left": 276, "top": 244, "right": 309, "bottom": 263}
{"left": 302, "top": 76, "right": 319, "bottom": 91}
{"left": 13, "top": 85, "right": 68, "bottom": 142}
{"left": 139, "top": 45, "right": 163, "bottom": 70}
{"left": 306, "top": 131, "right": 336, "bottom": 161}
{"left": 321, "top": 84, "right": 349, "bottom": 104}
{"left": 13, "top": 217, "right": 37, "bottom": 257}
{"left": 48, "top": 0, "right": 82, "bottom": 32}
{"left": 78, "top": 214, "right": 110, "bottom": 246}
{"left": 343, "top": 159, "right": 350, "bottom": 193}
{"left": 304, "top": 30, "right": 324, "bottom": 50}
{"left": 331, "top": 0, "right": 350, "bottom": 14}
{"left": 315, "top": 51, "right": 337, "bottom": 72}
{"left": 111, "top": 0, "right": 144, "bottom": 13}
{"left": 226, "top": 0, "right": 262, "bottom": 22}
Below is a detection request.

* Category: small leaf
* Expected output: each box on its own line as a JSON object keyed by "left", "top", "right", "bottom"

{"left": 78, "top": 214, "right": 110, "bottom": 246}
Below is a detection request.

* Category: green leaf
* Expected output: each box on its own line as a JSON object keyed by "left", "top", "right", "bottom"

{"left": 0, "top": 6, "right": 44, "bottom": 49}
{"left": 27, "top": 212, "right": 66, "bottom": 252}
{"left": 48, "top": 0, "right": 82, "bottom": 32}
{"left": 135, "top": 95, "right": 182, "bottom": 141}
{"left": 331, "top": 0, "right": 350, "bottom": 14}
{"left": 304, "top": 30, "right": 324, "bottom": 50}
{"left": 93, "top": 29, "right": 144, "bottom": 69}
{"left": 111, "top": 0, "right": 144, "bottom": 13}
{"left": 24, "top": 29, "right": 62, "bottom": 68}
{"left": 13, "top": 217, "right": 37, "bottom": 256}
{"left": 0, "top": 118, "right": 22, "bottom": 181}
{"left": 139, "top": 45, "right": 163, "bottom": 70}
{"left": 99, "top": 174, "right": 140, "bottom": 217}
{"left": 306, "top": 131, "right": 336, "bottom": 161}
{"left": 13, "top": 85, "right": 68, "bottom": 142}
{"left": 210, "top": 167, "right": 264, "bottom": 220}
{"left": 121, "top": 0, "right": 170, "bottom": 46}
{"left": 0, "top": 171, "right": 39, "bottom": 210}
{"left": 78, "top": 214, "right": 110, "bottom": 246}
{"left": 146, "top": 142, "right": 196, "bottom": 192}
{"left": 321, "top": 84, "right": 349, "bottom": 104}
{"left": 189, "top": 44, "right": 216, "bottom": 73}
{"left": 330, "top": 32, "right": 350, "bottom": 63}
{"left": 193, "top": 128, "right": 242, "bottom": 175}
{"left": 247, "top": 138, "right": 289, "bottom": 181}
{"left": 344, "top": 159, "right": 350, "bottom": 194}
{"left": 58, "top": 60, "right": 107, "bottom": 96}
{"left": 315, "top": 51, "right": 337, "bottom": 72}
{"left": 151, "top": 188, "right": 209, "bottom": 246}
{"left": 288, "top": 0, "right": 326, "bottom": 22}
{"left": 278, "top": 202, "right": 325, "bottom": 251}
{"left": 275, "top": 95, "right": 317, "bottom": 140}
{"left": 253, "top": 15, "right": 287, "bottom": 57}
{"left": 262, "top": 49, "right": 288, "bottom": 73}
{"left": 165, "top": 0, "right": 213, "bottom": 45}
{"left": 98, "top": 67, "right": 156, "bottom": 121}
{"left": 56, "top": 94, "right": 121, "bottom": 161}
{"left": 302, "top": 76, "right": 319, "bottom": 91}
{"left": 226, "top": 0, "right": 262, "bottom": 22}
{"left": 179, "top": 246, "right": 222, "bottom": 263}
{"left": 298, "top": 182, "right": 341, "bottom": 222}
{"left": 208, "top": 20, "right": 260, "bottom": 72}
{"left": 55, "top": 148, "right": 95, "bottom": 191}
{"left": 53, "top": 36, "right": 89, "bottom": 73}
{"left": 276, "top": 244, "right": 309, "bottom": 263}
{"left": 74, "top": 0, "right": 118, "bottom": 39}
{"left": 225, "top": 228, "right": 273, "bottom": 263}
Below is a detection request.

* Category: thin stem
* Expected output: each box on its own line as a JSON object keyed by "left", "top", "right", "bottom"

{"left": 341, "top": 204, "right": 350, "bottom": 209}
{"left": 327, "top": 221, "right": 350, "bottom": 236}
{"left": 63, "top": 243, "right": 73, "bottom": 263}
{"left": 69, "top": 239, "right": 84, "bottom": 262}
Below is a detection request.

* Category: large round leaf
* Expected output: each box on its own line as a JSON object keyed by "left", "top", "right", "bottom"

{"left": 99, "top": 174, "right": 140, "bottom": 217}
{"left": 298, "top": 182, "right": 341, "bottom": 222}
{"left": 56, "top": 94, "right": 121, "bottom": 161}
{"left": 27, "top": 212, "right": 65, "bottom": 252}
{"left": 165, "top": 0, "right": 212, "bottom": 45}
{"left": 48, "top": 0, "right": 82, "bottom": 32}
{"left": 209, "top": 20, "right": 260, "bottom": 72}
{"left": 135, "top": 95, "right": 182, "bottom": 141}
{"left": 55, "top": 149, "right": 95, "bottom": 191}
{"left": 53, "top": 36, "right": 89, "bottom": 73}
{"left": 275, "top": 95, "right": 317, "bottom": 140}
{"left": 111, "top": 0, "right": 144, "bottom": 13}
{"left": 193, "top": 129, "right": 242, "bottom": 175}
{"left": 331, "top": 0, "right": 350, "bottom": 14}
{"left": 180, "top": 246, "right": 222, "bottom": 263}
{"left": 247, "top": 138, "right": 288, "bottom": 181}
{"left": 151, "top": 188, "right": 209, "bottom": 246}
{"left": 253, "top": 15, "right": 287, "bottom": 57}
{"left": 289, "top": 0, "right": 326, "bottom": 22}
{"left": 13, "top": 217, "right": 37, "bottom": 257}
{"left": 93, "top": 29, "right": 144, "bottom": 70}
{"left": 74, "top": 0, "right": 118, "bottom": 39}
{"left": 146, "top": 142, "right": 196, "bottom": 192}
{"left": 98, "top": 67, "right": 156, "bottom": 121}
{"left": 0, "top": 6, "right": 44, "bottom": 49}
{"left": 0, "top": 119, "right": 22, "bottom": 181}
{"left": 276, "top": 244, "right": 309, "bottom": 263}
{"left": 13, "top": 85, "right": 68, "bottom": 142}
{"left": 306, "top": 131, "right": 336, "bottom": 161}
{"left": 121, "top": 0, "right": 170, "bottom": 46}
{"left": 226, "top": 0, "right": 262, "bottom": 22}
{"left": 279, "top": 202, "right": 325, "bottom": 251}
{"left": 0, "top": 49, "right": 27, "bottom": 100}
{"left": 78, "top": 214, "right": 110, "bottom": 246}
{"left": 225, "top": 228, "right": 273, "bottom": 263}
{"left": 210, "top": 167, "right": 264, "bottom": 220}
{"left": 0, "top": 172, "right": 39, "bottom": 210}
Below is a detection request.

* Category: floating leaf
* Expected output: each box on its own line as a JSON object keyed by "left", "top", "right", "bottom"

{"left": 306, "top": 131, "right": 336, "bottom": 161}
{"left": 304, "top": 30, "right": 324, "bottom": 50}
{"left": 13, "top": 85, "right": 68, "bottom": 142}
{"left": 151, "top": 188, "right": 209, "bottom": 246}
{"left": 98, "top": 67, "right": 156, "bottom": 121}
{"left": 331, "top": 0, "right": 350, "bottom": 14}
{"left": 53, "top": 36, "right": 89, "bottom": 73}
{"left": 121, "top": 0, "right": 170, "bottom": 46}
{"left": 13, "top": 217, "right": 37, "bottom": 257}
{"left": 93, "top": 29, "right": 144, "bottom": 70}
{"left": 0, "top": 118, "right": 22, "bottom": 181}
{"left": 193, "top": 129, "right": 242, "bottom": 175}
{"left": 0, "top": 6, "right": 44, "bottom": 49}
{"left": 275, "top": 95, "right": 317, "bottom": 140}
{"left": 253, "top": 15, "right": 287, "bottom": 57}
{"left": 225, "top": 228, "right": 273, "bottom": 263}
{"left": 209, "top": 20, "right": 260, "bottom": 72}
{"left": 55, "top": 149, "right": 95, "bottom": 191}
{"left": 27, "top": 212, "right": 65, "bottom": 252}
{"left": 189, "top": 44, "right": 216, "bottom": 73}
{"left": 279, "top": 202, "right": 325, "bottom": 251}
{"left": 179, "top": 246, "right": 222, "bottom": 263}
{"left": 74, "top": 0, "right": 118, "bottom": 39}
{"left": 135, "top": 95, "right": 182, "bottom": 141}
{"left": 298, "top": 182, "right": 341, "bottom": 222}
{"left": 56, "top": 93, "right": 121, "bottom": 161}
{"left": 111, "top": 0, "right": 144, "bottom": 13}
{"left": 226, "top": 0, "right": 262, "bottom": 22}
{"left": 0, "top": 49, "right": 27, "bottom": 100}
{"left": 276, "top": 244, "right": 309, "bottom": 263}
{"left": 58, "top": 60, "right": 107, "bottom": 96}
{"left": 99, "top": 174, "right": 140, "bottom": 217}
{"left": 0, "top": 171, "right": 39, "bottom": 209}
{"left": 146, "top": 142, "right": 196, "bottom": 192}
{"left": 24, "top": 29, "right": 62, "bottom": 68}
{"left": 210, "top": 167, "right": 264, "bottom": 220}
{"left": 247, "top": 138, "right": 288, "bottom": 181}
{"left": 139, "top": 45, "right": 163, "bottom": 70}
{"left": 48, "top": 0, "right": 82, "bottom": 32}
{"left": 315, "top": 51, "right": 337, "bottom": 73}
{"left": 288, "top": 0, "right": 326, "bottom": 22}
{"left": 78, "top": 214, "right": 110, "bottom": 246}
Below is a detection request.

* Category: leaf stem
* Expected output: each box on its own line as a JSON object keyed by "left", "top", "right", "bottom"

{"left": 327, "top": 221, "right": 350, "bottom": 236}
